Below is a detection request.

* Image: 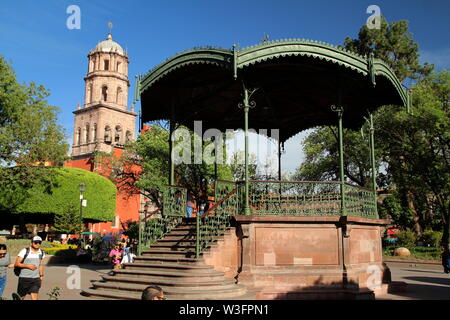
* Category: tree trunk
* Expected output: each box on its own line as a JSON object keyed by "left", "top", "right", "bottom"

{"left": 406, "top": 191, "right": 422, "bottom": 236}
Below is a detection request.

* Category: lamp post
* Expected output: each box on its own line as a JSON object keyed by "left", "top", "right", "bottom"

{"left": 79, "top": 183, "right": 86, "bottom": 238}
{"left": 138, "top": 201, "right": 149, "bottom": 256}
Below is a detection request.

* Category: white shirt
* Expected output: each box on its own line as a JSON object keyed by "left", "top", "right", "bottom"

{"left": 121, "top": 253, "right": 136, "bottom": 264}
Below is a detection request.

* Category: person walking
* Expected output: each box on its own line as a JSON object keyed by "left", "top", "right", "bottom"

{"left": 0, "top": 244, "right": 14, "bottom": 298}
{"left": 13, "top": 236, "right": 45, "bottom": 300}
{"left": 442, "top": 246, "right": 450, "bottom": 274}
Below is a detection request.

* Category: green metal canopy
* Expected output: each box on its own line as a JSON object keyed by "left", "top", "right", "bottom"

{"left": 139, "top": 39, "right": 408, "bottom": 143}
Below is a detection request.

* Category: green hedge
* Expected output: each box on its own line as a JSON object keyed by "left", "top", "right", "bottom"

{"left": 14, "top": 167, "right": 116, "bottom": 222}
{"left": 2, "top": 239, "right": 54, "bottom": 257}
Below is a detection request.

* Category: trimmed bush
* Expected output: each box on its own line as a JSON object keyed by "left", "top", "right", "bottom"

{"left": 13, "top": 167, "right": 116, "bottom": 222}
{"left": 43, "top": 244, "right": 77, "bottom": 255}
{"left": 3, "top": 239, "right": 53, "bottom": 257}
{"left": 396, "top": 229, "right": 417, "bottom": 248}
{"left": 419, "top": 230, "right": 443, "bottom": 248}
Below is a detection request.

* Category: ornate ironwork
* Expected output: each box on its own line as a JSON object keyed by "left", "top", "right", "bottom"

{"left": 196, "top": 182, "right": 237, "bottom": 257}
{"left": 139, "top": 185, "right": 187, "bottom": 254}
{"left": 242, "top": 180, "right": 342, "bottom": 216}
{"left": 343, "top": 183, "right": 378, "bottom": 219}
{"left": 162, "top": 185, "right": 187, "bottom": 217}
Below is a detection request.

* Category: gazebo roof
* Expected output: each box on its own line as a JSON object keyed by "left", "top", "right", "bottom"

{"left": 139, "top": 39, "right": 408, "bottom": 143}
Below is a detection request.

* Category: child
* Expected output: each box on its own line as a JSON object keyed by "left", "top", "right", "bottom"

{"left": 109, "top": 244, "right": 123, "bottom": 270}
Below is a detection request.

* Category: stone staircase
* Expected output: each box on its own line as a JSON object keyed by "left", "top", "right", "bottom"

{"left": 82, "top": 218, "right": 255, "bottom": 300}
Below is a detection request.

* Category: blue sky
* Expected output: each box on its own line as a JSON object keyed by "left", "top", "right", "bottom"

{"left": 1, "top": 0, "right": 449, "bottom": 174}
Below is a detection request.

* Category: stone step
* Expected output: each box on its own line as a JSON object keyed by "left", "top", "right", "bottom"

{"left": 112, "top": 268, "right": 226, "bottom": 280}
{"left": 140, "top": 250, "right": 200, "bottom": 258}
{"left": 92, "top": 281, "right": 248, "bottom": 299}
{"left": 81, "top": 288, "right": 140, "bottom": 300}
{"left": 101, "top": 275, "right": 236, "bottom": 287}
{"left": 149, "top": 244, "right": 197, "bottom": 251}
{"left": 123, "top": 261, "right": 213, "bottom": 271}
{"left": 166, "top": 230, "right": 196, "bottom": 236}
{"left": 158, "top": 234, "right": 196, "bottom": 242}
{"left": 82, "top": 288, "right": 254, "bottom": 300}
{"left": 154, "top": 239, "right": 196, "bottom": 245}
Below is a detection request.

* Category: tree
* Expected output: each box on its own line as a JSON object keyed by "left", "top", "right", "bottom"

{"left": 229, "top": 150, "right": 257, "bottom": 181}
{"left": 292, "top": 125, "right": 381, "bottom": 188}
{"left": 51, "top": 204, "right": 80, "bottom": 235}
{"left": 344, "top": 17, "right": 433, "bottom": 82}
{"left": 295, "top": 17, "right": 438, "bottom": 236}
{"left": 0, "top": 56, "right": 69, "bottom": 212}
{"left": 377, "top": 70, "right": 449, "bottom": 242}
{"left": 116, "top": 123, "right": 233, "bottom": 208}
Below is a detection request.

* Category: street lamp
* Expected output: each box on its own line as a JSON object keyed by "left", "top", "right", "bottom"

{"left": 79, "top": 183, "right": 86, "bottom": 237}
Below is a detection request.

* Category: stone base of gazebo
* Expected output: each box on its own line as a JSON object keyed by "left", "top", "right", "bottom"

{"left": 203, "top": 215, "right": 397, "bottom": 300}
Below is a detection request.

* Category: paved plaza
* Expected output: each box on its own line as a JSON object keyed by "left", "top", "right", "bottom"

{"left": 2, "top": 260, "right": 449, "bottom": 300}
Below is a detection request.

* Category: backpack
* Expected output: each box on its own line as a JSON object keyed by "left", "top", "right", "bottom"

{"left": 14, "top": 247, "right": 44, "bottom": 277}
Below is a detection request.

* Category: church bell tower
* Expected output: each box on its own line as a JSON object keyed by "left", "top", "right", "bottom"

{"left": 72, "top": 30, "right": 137, "bottom": 158}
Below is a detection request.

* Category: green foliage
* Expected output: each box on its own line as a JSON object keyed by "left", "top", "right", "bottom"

{"left": 47, "top": 286, "right": 61, "bottom": 300}
{"left": 0, "top": 56, "right": 69, "bottom": 211}
{"left": 51, "top": 203, "right": 80, "bottom": 235}
{"left": 293, "top": 126, "right": 379, "bottom": 188}
{"left": 12, "top": 167, "right": 116, "bottom": 222}
{"left": 344, "top": 17, "right": 433, "bottom": 82}
{"left": 396, "top": 229, "right": 417, "bottom": 248}
{"left": 229, "top": 151, "right": 257, "bottom": 181}
{"left": 3, "top": 239, "right": 53, "bottom": 257}
{"left": 121, "top": 124, "right": 233, "bottom": 206}
{"left": 377, "top": 70, "right": 450, "bottom": 237}
{"left": 42, "top": 244, "right": 77, "bottom": 255}
{"left": 379, "top": 195, "right": 414, "bottom": 228}
{"left": 121, "top": 219, "right": 139, "bottom": 242}
{"left": 383, "top": 245, "right": 441, "bottom": 260}
{"left": 419, "top": 230, "right": 443, "bottom": 248}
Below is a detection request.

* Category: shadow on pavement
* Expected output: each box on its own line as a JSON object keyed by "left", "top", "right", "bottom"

{"left": 401, "top": 269, "right": 446, "bottom": 274}
{"left": 403, "top": 276, "right": 450, "bottom": 286}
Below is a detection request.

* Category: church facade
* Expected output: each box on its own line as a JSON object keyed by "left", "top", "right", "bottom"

{"left": 65, "top": 32, "right": 141, "bottom": 235}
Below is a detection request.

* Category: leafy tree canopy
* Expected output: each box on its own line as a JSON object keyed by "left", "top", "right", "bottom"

{"left": 0, "top": 56, "right": 69, "bottom": 211}
{"left": 11, "top": 167, "right": 116, "bottom": 222}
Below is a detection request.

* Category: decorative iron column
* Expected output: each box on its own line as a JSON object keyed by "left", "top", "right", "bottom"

{"left": 169, "top": 102, "right": 175, "bottom": 185}
{"left": 278, "top": 140, "right": 282, "bottom": 181}
{"left": 238, "top": 84, "right": 258, "bottom": 215}
{"left": 368, "top": 113, "right": 378, "bottom": 218}
{"left": 331, "top": 105, "right": 346, "bottom": 216}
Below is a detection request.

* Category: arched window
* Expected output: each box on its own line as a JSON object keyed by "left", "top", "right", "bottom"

{"left": 125, "top": 130, "right": 132, "bottom": 143}
{"left": 86, "top": 83, "right": 93, "bottom": 104}
{"left": 116, "top": 87, "right": 122, "bottom": 104}
{"left": 85, "top": 124, "right": 90, "bottom": 143}
{"left": 92, "top": 123, "right": 97, "bottom": 142}
{"left": 76, "top": 128, "right": 81, "bottom": 145}
{"left": 116, "top": 61, "right": 121, "bottom": 73}
{"left": 104, "top": 59, "right": 109, "bottom": 71}
{"left": 102, "top": 86, "right": 108, "bottom": 101}
{"left": 115, "top": 125, "right": 122, "bottom": 144}
{"left": 104, "top": 126, "right": 111, "bottom": 143}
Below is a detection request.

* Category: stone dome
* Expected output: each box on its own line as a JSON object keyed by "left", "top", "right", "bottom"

{"left": 94, "top": 33, "right": 125, "bottom": 55}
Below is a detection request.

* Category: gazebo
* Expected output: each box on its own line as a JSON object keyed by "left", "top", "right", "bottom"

{"left": 90, "top": 39, "right": 409, "bottom": 300}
